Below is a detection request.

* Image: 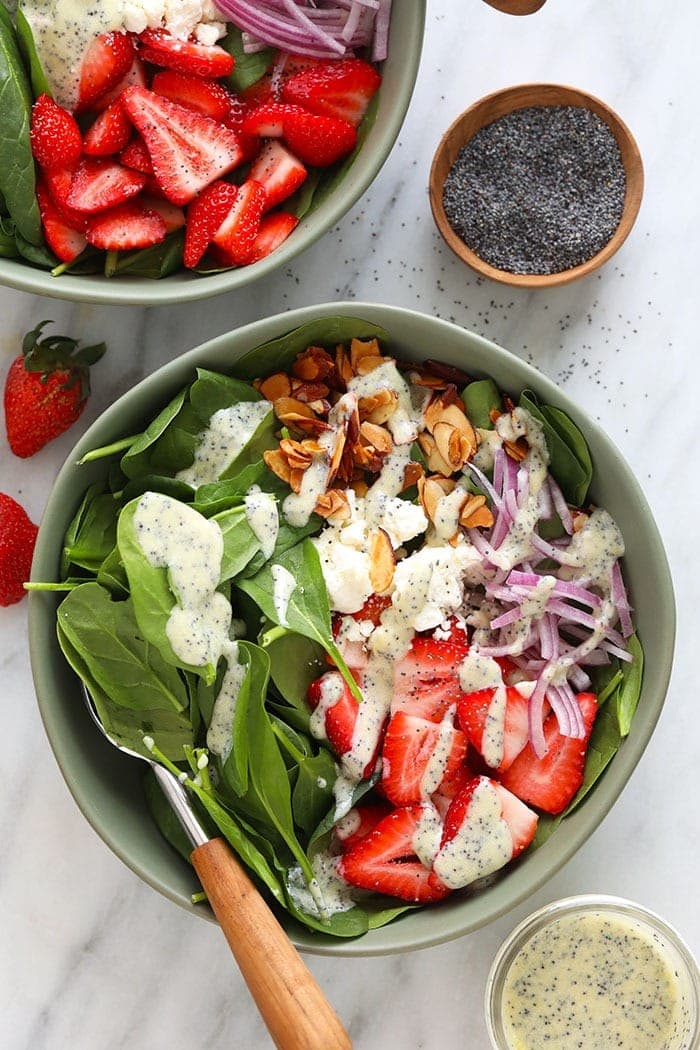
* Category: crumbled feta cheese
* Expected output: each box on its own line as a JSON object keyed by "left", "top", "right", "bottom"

{"left": 121, "top": 0, "right": 226, "bottom": 42}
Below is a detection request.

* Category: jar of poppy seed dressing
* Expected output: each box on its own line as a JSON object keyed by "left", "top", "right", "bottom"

{"left": 485, "top": 896, "right": 700, "bottom": 1050}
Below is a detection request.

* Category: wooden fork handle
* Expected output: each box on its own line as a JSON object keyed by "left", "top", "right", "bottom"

{"left": 191, "top": 838, "right": 352, "bottom": 1050}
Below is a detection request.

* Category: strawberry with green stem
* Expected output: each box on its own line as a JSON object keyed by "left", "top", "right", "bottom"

{"left": 4, "top": 322, "right": 106, "bottom": 458}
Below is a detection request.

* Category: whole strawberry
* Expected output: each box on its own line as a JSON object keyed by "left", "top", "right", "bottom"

{"left": 0, "top": 494, "right": 38, "bottom": 606}
{"left": 4, "top": 322, "right": 106, "bottom": 458}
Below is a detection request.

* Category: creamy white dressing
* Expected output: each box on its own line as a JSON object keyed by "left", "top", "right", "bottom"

{"left": 177, "top": 400, "right": 272, "bottom": 489}
{"left": 472, "top": 426, "right": 502, "bottom": 471}
{"left": 343, "top": 656, "right": 392, "bottom": 782}
{"left": 243, "top": 485, "right": 278, "bottom": 560}
{"left": 459, "top": 650, "right": 511, "bottom": 768}
{"left": 412, "top": 802, "right": 444, "bottom": 869}
{"left": 270, "top": 563, "right": 296, "bottom": 626}
{"left": 501, "top": 910, "right": 696, "bottom": 1050}
{"left": 490, "top": 409, "right": 550, "bottom": 570}
{"left": 432, "top": 778, "right": 513, "bottom": 889}
{"left": 133, "top": 491, "right": 230, "bottom": 668}
{"left": 206, "top": 639, "right": 246, "bottom": 763}
{"left": 308, "top": 671, "right": 344, "bottom": 742}
{"left": 432, "top": 481, "right": 470, "bottom": 542}
{"left": 286, "top": 850, "right": 356, "bottom": 920}
{"left": 348, "top": 361, "right": 425, "bottom": 445}
{"left": 560, "top": 508, "right": 625, "bottom": 588}
{"left": 419, "top": 708, "right": 458, "bottom": 796}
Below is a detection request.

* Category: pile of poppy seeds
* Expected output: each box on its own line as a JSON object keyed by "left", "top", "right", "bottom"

{"left": 441, "top": 105, "right": 627, "bottom": 275}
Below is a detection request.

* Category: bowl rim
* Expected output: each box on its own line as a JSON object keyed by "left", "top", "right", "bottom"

{"left": 0, "top": 2, "right": 426, "bottom": 306}
{"left": 429, "top": 82, "right": 644, "bottom": 288}
{"left": 29, "top": 301, "right": 675, "bottom": 956}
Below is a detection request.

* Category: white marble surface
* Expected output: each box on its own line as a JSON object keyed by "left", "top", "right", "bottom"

{"left": 2, "top": 1, "right": 699, "bottom": 1047}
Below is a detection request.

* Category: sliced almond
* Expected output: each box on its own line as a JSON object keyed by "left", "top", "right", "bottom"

{"left": 369, "top": 528, "right": 395, "bottom": 594}
{"left": 292, "top": 345, "right": 335, "bottom": 382}
{"left": 273, "top": 395, "right": 315, "bottom": 422}
{"left": 417, "top": 431, "right": 454, "bottom": 477}
{"left": 350, "top": 477, "right": 369, "bottom": 498}
{"left": 349, "top": 337, "right": 382, "bottom": 371}
{"left": 459, "top": 494, "right": 494, "bottom": 530}
{"left": 504, "top": 437, "right": 528, "bottom": 462}
{"left": 257, "top": 372, "right": 292, "bottom": 401}
{"left": 357, "top": 387, "right": 398, "bottom": 425}
{"left": 418, "top": 475, "right": 456, "bottom": 522}
{"left": 263, "top": 449, "right": 292, "bottom": 485}
{"left": 359, "top": 421, "right": 393, "bottom": 454}
{"left": 315, "top": 488, "right": 351, "bottom": 522}
{"left": 290, "top": 379, "right": 330, "bottom": 403}
{"left": 335, "top": 343, "right": 354, "bottom": 387}
{"left": 402, "top": 460, "right": 424, "bottom": 491}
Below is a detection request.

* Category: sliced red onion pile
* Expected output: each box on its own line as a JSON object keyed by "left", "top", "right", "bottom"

{"left": 215, "top": 0, "right": 391, "bottom": 60}
{"left": 463, "top": 444, "right": 634, "bottom": 758}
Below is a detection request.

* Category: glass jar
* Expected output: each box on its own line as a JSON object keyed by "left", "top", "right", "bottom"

{"left": 485, "top": 895, "right": 700, "bottom": 1050}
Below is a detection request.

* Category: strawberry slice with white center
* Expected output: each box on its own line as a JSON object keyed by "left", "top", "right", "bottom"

{"left": 85, "top": 201, "right": 167, "bottom": 251}
{"left": 338, "top": 805, "right": 452, "bottom": 903}
{"left": 241, "top": 101, "right": 300, "bottom": 138}
{"left": 83, "top": 100, "right": 132, "bottom": 157}
{"left": 139, "top": 195, "right": 185, "bottom": 233}
{"left": 119, "top": 137, "right": 153, "bottom": 174}
{"left": 183, "top": 180, "right": 238, "bottom": 269}
{"left": 429, "top": 776, "right": 538, "bottom": 891}
{"left": 248, "top": 140, "right": 307, "bottom": 212}
{"left": 250, "top": 212, "right": 298, "bottom": 263}
{"left": 212, "top": 180, "right": 266, "bottom": 266}
{"left": 44, "top": 167, "right": 88, "bottom": 231}
{"left": 77, "top": 31, "right": 135, "bottom": 113}
{"left": 381, "top": 710, "right": 467, "bottom": 805}
{"left": 66, "top": 158, "right": 146, "bottom": 214}
{"left": 121, "top": 87, "right": 243, "bottom": 206}
{"left": 392, "top": 629, "right": 469, "bottom": 722}
{"left": 137, "top": 29, "right": 234, "bottom": 79}
{"left": 152, "top": 70, "right": 233, "bottom": 122}
{"left": 334, "top": 802, "right": 392, "bottom": 851}
{"left": 35, "top": 179, "right": 87, "bottom": 263}
{"left": 281, "top": 57, "right": 382, "bottom": 128}
{"left": 91, "top": 56, "right": 147, "bottom": 112}
{"left": 499, "top": 692, "right": 598, "bottom": 815}
{"left": 457, "top": 684, "right": 533, "bottom": 773}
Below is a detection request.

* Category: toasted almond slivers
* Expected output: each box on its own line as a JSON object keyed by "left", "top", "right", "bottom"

{"left": 263, "top": 449, "right": 292, "bottom": 485}
{"left": 315, "top": 488, "right": 351, "bottom": 522}
{"left": 359, "top": 420, "right": 393, "bottom": 454}
{"left": 489, "top": 407, "right": 502, "bottom": 425}
{"left": 369, "top": 528, "right": 395, "bottom": 594}
{"left": 291, "top": 380, "right": 330, "bottom": 403}
{"left": 349, "top": 338, "right": 382, "bottom": 371}
{"left": 459, "top": 494, "right": 494, "bottom": 530}
{"left": 417, "top": 431, "right": 454, "bottom": 478}
{"left": 354, "top": 355, "right": 387, "bottom": 377}
{"left": 418, "top": 475, "right": 456, "bottom": 522}
{"left": 357, "top": 388, "right": 398, "bottom": 425}
{"left": 335, "top": 343, "right": 354, "bottom": 387}
{"left": 292, "top": 346, "right": 335, "bottom": 382}
{"left": 350, "top": 477, "right": 369, "bottom": 498}
{"left": 257, "top": 372, "right": 292, "bottom": 401}
{"left": 274, "top": 395, "right": 315, "bottom": 421}
{"left": 504, "top": 437, "right": 528, "bottom": 462}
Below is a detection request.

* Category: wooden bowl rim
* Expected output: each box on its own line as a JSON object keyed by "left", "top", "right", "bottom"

{"left": 429, "top": 82, "right": 644, "bottom": 288}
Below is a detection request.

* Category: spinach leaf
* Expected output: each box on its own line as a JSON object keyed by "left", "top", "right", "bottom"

{"left": 79, "top": 435, "right": 139, "bottom": 464}
{"left": 120, "top": 474, "right": 194, "bottom": 504}
{"left": 290, "top": 747, "right": 336, "bottom": 839}
{"left": 616, "top": 632, "right": 643, "bottom": 736}
{"left": 15, "top": 7, "right": 51, "bottom": 97}
{"left": 143, "top": 768, "right": 199, "bottom": 863}
{"left": 61, "top": 482, "right": 103, "bottom": 579}
{"left": 193, "top": 461, "right": 270, "bottom": 515}
{"left": 309, "top": 773, "right": 379, "bottom": 846}
{"left": 120, "top": 387, "right": 189, "bottom": 479}
{"left": 0, "top": 2, "right": 41, "bottom": 244}
{"left": 0, "top": 216, "right": 18, "bottom": 256}
{"left": 190, "top": 368, "right": 261, "bottom": 420}
{"left": 240, "top": 511, "right": 323, "bottom": 579}
{"left": 237, "top": 539, "right": 363, "bottom": 703}
{"left": 51, "top": 246, "right": 104, "bottom": 276}
{"left": 232, "top": 316, "right": 391, "bottom": 381}
{"left": 214, "top": 505, "right": 262, "bottom": 581}
{"left": 261, "top": 624, "right": 326, "bottom": 724}
{"left": 209, "top": 642, "right": 258, "bottom": 797}
{"left": 220, "top": 25, "right": 273, "bottom": 93}
{"left": 117, "top": 498, "right": 218, "bottom": 683}
{"left": 64, "top": 490, "right": 121, "bottom": 572}
{"left": 462, "top": 378, "right": 502, "bottom": 430}
{"left": 519, "top": 390, "right": 593, "bottom": 506}
{"left": 14, "top": 228, "right": 55, "bottom": 267}
{"left": 96, "top": 545, "right": 130, "bottom": 598}
{"left": 288, "top": 168, "right": 322, "bottom": 220}
{"left": 109, "top": 230, "right": 185, "bottom": 278}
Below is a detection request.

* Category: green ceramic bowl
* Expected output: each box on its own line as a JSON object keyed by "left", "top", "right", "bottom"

{"left": 28, "top": 302, "right": 675, "bottom": 956}
{"left": 0, "top": 6, "right": 424, "bottom": 306}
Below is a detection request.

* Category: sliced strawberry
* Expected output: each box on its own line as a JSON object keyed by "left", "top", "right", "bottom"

{"left": 250, "top": 211, "right": 298, "bottom": 262}
{"left": 334, "top": 802, "right": 392, "bottom": 851}
{"left": 83, "top": 100, "right": 132, "bottom": 157}
{"left": 91, "top": 56, "right": 147, "bottom": 112}
{"left": 85, "top": 200, "right": 167, "bottom": 251}
{"left": 499, "top": 693, "right": 598, "bottom": 815}
{"left": 30, "top": 95, "right": 82, "bottom": 170}
{"left": 351, "top": 593, "right": 393, "bottom": 626}
{"left": 338, "top": 806, "right": 451, "bottom": 903}
{"left": 429, "top": 776, "right": 538, "bottom": 891}
{"left": 183, "top": 179, "right": 238, "bottom": 268}
{"left": 222, "top": 97, "right": 260, "bottom": 162}
{"left": 212, "top": 180, "right": 266, "bottom": 266}
{"left": 282, "top": 110, "right": 356, "bottom": 167}
{"left": 77, "top": 32, "right": 135, "bottom": 113}
{"left": 392, "top": 632, "right": 470, "bottom": 723}
{"left": 392, "top": 676, "right": 466, "bottom": 724}
{"left": 35, "top": 179, "right": 87, "bottom": 263}
{"left": 281, "top": 57, "right": 382, "bottom": 128}
{"left": 431, "top": 762, "right": 474, "bottom": 819}
{"left": 457, "top": 685, "right": 532, "bottom": 773}
{"left": 119, "top": 137, "right": 154, "bottom": 174}
{"left": 137, "top": 29, "right": 234, "bottom": 78}
{"left": 66, "top": 158, "right": 146, "bottom": 214}
{"left": 242, "top": 101, "right": 302, "bottom": 139}
{"left": 152, "top": 70, "right": 232, "bottom": 121}
{"left": 121, "top": 87, "right": 243, "bottom": 205}
{"left": 44, "top": 167, "right": 89, "bottom": 231}
{"left": 248, "top": 140, "right": 307, "bottom": 212}
{"left": 331, "top": 614, "right": 370, "bottom": 671}
{"left": 139, "top": 194, "right": 185, "bottom": 232}
{"left": 381, "top": 712, "right": 468, "bottom": 806}
{"left": 306, "top": 670, "right": 382, "bottom": 779}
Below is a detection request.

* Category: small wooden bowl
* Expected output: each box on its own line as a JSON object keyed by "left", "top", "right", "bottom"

{"left": 482, "top": 0, "right": 547, "bottom": 14}
{"left": 429, "top": 83, "right": 644, "bottom": 288}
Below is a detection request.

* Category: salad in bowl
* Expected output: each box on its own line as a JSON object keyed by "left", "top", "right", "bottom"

{"left": 0, "top": 1, "right": 423, "bottom": 302}
{"left": 30, "top": 307, "right": 665, "bottom": 952}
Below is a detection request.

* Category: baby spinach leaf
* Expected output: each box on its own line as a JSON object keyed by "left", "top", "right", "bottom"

{"left": 239, "top": 511, "right": 323, "bottom": 579}
{"left": 0, "top": 3, "right": 41, "bottom": 244}
{"left": 192, "top": 462, "right": 270, "bottom": 516}
{"left": 231, "top": 316, "right": 391, "bottom": 381}
{"left": 64, "top": 490, "right": 121, "bottom": 572}
{"left": 237, "top": 539, "right": 363, "bottom": 703}
{"left": 117, "top": 498, "right": 218, "bottom": 683}
{"left": 96, "top": 545, "right": 129, "bottom": 598}
{"left": 143, "top": 768, "right": 200, "bottom": 863}
{"left": 291, "top": 748, "right": 337, "bottom": 839}
{"left": 261, "top": 624, "right": 325, "bottom": 722}
{"left": 288, "top": 168, "right": 322, "bottom": 220}
{"left": 519, "top": 390, "right": 593, "bottom": 506}
{"left": 214, "top": 505, "right": 262, "bottom": 582}
{"left": 616, "top": 632, "right": 643, "bottom": 737}
{"left": 210, "top": 642, "right": 258, "bottom": 798}
{"left": 14, "top": 229, "right": 55, "bottom": 267}
{"left": 79, "top": 435, "right": 139, "bottom": 464}
{"left": 109, "top": 231, "right": 185, "bottom": 278}
{"left": 121, "top": 387, "right": 189, "bottom": 479}
{"left": 15, "top": 7, "right": 51, "bottom": 97}
{"left": 61, "top": 482, "right": 103, "bottom": 579}
{"left": 220, "top": 25, "right": 273, "bottom": 93}
{"left": 561, "top": 702, "right": 623, "bottom": 818}
{"left": 309, "top": 772, "right": 379, "bottom": 846}
{"left": 120, "top": 474, "right": 193, "bottom": 504}
{"left": 189, "top": 368, "right": 261, "bottom": 421}
{"left": 462, "top": 378, "right": 503, "bottom": 430}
